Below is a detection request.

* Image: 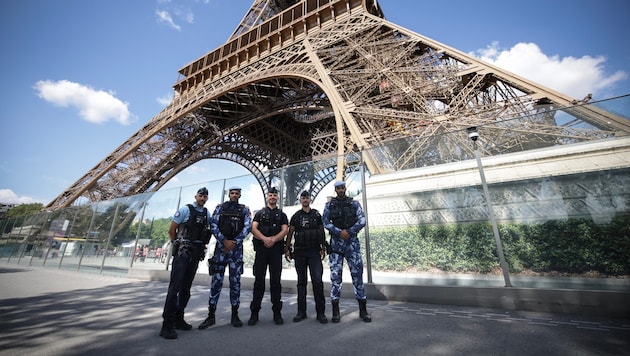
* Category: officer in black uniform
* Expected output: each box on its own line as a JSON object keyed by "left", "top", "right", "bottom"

{"left": 160, "top": 187, "right": 212, "bottom": 339}
{"left": 285, "top": 190, "right": 328, "bottom": 323}
{"left": 248, "top": 187, "right": 289, "bottom": 326}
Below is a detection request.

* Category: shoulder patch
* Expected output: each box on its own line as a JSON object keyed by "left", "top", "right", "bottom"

{"left": 174, "top": 211, "right": 181, "bottom": 217}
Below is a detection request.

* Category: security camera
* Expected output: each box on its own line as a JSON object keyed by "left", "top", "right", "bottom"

{"left": 468, "top": 131, "right": 479, "bottom": 141}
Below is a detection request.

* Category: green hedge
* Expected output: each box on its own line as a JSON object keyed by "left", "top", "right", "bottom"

{"left": 368, "top": 215, "right": 630, "bottom": 275}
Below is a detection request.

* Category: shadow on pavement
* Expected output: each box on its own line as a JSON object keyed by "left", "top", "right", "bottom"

{"left": 0, "top": 266, "right": 629, "bottom": 356}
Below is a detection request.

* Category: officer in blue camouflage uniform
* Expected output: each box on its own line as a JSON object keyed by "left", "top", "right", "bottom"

{"left": 160, "top": 187, "right": 213, "bottom": 339}
{"left": 199, "top": 186, "right": 252, "bottom": 329}
{"left": 285, "top": 190, "right": 328, "bottom": 323}
{"left": 322, "top": 181, "right": 371, "bottom": 323}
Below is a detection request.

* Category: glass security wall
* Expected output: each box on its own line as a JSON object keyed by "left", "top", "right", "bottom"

{"left": 1, "top": 96, "right": 629, "bottom": 290}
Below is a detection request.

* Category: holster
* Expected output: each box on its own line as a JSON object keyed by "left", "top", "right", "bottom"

{"left": 208, "top": 257, "right": 228, "bottom": 275}
{"left": 324, "top": 240, "right": 332, "bottom": 255}
{"left": 171, "top": 240, "right": 180, "bottom": 256}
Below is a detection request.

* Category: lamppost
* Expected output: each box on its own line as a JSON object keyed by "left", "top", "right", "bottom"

{"left": 467, "top": 127, "right": 512, "bottom": 287}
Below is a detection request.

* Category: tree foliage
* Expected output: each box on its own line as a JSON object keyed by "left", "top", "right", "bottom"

{"left": 369, "top": 215, "right": 630, "bottom": 276}
{"left": 7, "top": 203, "right": 43, "bottom": 218}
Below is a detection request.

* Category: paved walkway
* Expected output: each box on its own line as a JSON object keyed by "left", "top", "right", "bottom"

{"left": 0, "top": 265, "right": 629, "bottom": 356}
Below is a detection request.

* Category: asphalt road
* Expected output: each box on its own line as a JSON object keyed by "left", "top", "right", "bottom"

{"left": 0, "top": 265, "right": 629, "bottom": 356}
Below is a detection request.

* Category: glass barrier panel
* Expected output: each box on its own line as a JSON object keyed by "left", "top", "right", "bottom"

{"left": 1, "top": 95, "right": 628, "bottom": 291}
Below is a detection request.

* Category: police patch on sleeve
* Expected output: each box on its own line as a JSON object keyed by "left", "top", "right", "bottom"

{"left": 174, "top": 211, "right": 181, "bottom": 217}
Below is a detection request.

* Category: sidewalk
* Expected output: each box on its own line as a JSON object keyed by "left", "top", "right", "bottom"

{"left": 1, "top": 265, "right": 629, "bottom": 356}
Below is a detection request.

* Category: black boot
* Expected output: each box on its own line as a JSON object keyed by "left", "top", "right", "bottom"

{"left": 358, "top": 299, "right": 372, "bottom": 322}
{"left": 198, "top": 305, "right": 216, "bottom": 329}
{"left": 331, "top": 300, "right": 340, "bottom": 323}
{"left": 273, "top": 301, "right": 284, "bottom": 325}
{"left": 316, "top": 312, "right": 328, "bottom": 324}
{"left": 174, "top": 318, "right": 193, "bottom": 330}
{"left": 231, "top": 305, "right": 243, "bottom": 327}
{"left": 316, "top": 304, "right": 328, "bottom": 324}
{"left": 248, "top": 304, "right": 260, "bottom": 326}
{"left": 293, "top": 312, "right": 307, "bottom": 322}
{"left": 159, "top": 321, "right": 178, "bottom": 339}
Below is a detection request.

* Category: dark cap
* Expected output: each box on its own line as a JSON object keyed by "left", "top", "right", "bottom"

{"left": 334, "top": 181, "right": 346, "bottom": 187}
{"left": 300, "top": 190, "right": 310, "bottom": 197}
{"left": 228, "top": 186, "right": 241, "bottom": 191}
{"left": 268, "top": 187, "right": 278, "bottom": 194}
{"left": 197, "top": 187, "right": 209, "bottom": 196}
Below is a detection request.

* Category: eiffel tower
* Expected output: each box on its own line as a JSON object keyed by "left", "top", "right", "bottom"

{"left": 45, "top": 0, "right": 630, "bottom": 210}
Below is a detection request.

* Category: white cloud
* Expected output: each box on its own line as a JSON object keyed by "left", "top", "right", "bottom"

{"left": 173, "top": 7, "right": 194, "bottom": 24}
{"left": 157, "top": 92, "right": 173, "bottom": 106}
{"left": 473, "top": 42, "right": 627, "bottom": 100}
{"left": 0, "top": 189, "right": 38, "bottom": 204}
{"left": 156, "top": 10, "right": 181, "bottom": 30}
{"left": 34, "top": 80, "right": 134, "bottom": 125}
{"left": 156, "top": 0, "right": 201, "bottom": 30}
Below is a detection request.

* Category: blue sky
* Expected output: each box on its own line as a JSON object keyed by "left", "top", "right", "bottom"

{"left": 1, "top": 0, "right": 629, "bottom": 206}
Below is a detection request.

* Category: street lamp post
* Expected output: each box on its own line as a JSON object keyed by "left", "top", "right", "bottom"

{"left": 468, "top": 127, "right": 512, "bottom": 287}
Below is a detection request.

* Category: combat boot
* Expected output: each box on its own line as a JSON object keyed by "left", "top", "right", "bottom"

{"left": 272, "top": 301, "right": 284, "bottom": 325}
{"left": 174, "top": 318, "right": 193, "bottom": 330}
{"left": 231, "top": 305, "right": 243, "bottom": 327}
{"left": 331, "top": 300, "right": 340, "bottom": 323}
{"left": 292, "top": 311, "right": 307, "bottom": 322}
{"left": 316, "top": 304, "right": 328, "bottom": 324}
{"left": 159, "top": 321, "right": 178, "bottom": 339}
{"left": 198, "top": 305, "right": 216, "bottom": 329}
{"left": 358, "top": 299, "right": 372, "bottom": 322}
{"left": 316, "top": 313, "right": 328, "bottom": 324}
{"left": 248, "top": 304, "right": 260, "bottom": 326}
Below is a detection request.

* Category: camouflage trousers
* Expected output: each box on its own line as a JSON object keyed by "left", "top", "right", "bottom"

{"left": 328, "top": 236, "right": 366, "bottom": 300}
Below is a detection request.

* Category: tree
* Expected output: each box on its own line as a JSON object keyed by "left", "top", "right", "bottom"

{"left": 8, "top": 203, "right": 43, "bottom": 218}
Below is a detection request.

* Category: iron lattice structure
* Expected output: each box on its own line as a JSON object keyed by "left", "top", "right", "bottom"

{"left": 46, "top": 0, "right": 630, "bottom": 210}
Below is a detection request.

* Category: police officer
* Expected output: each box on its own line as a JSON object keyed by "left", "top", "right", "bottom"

{"left": 322, "top": 181, "right": 371, "bottom": 323}
{"left": 199, "top": 186, "right": 252, "bottom": 329}
{"left": 285, "top": 190, "right": 328, "bottom": 324}
{"left": 160, "top": 187, "right": 212, "bottom": 339}
{"left": 248, "top": 187, "right": 289, "bottom": 325}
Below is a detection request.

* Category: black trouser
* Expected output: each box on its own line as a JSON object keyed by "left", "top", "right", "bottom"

{"left": 162, "top": 246, "right": 202, "bottom": 325}
{"left": 251, "top": 242, "right": 283, "bottom": 311}
{"left": 294, "top": 248, "right": 325, "bottom": 315}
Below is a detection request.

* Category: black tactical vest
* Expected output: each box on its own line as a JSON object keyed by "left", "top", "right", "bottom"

{"left": 185, "top": 204, "right": 210, "bottom": 243}
{"left": 218, "top": 202, "right": 245, "bottom": 240}
{"left": 253, "top": 207, "right": 283, "bottom": 250}
{"left": 257, "top": 207, "right": 283, "bottom": 236}
{"left": 327, "top": 197, "right": 358, "bottom": 229}
{"left": 293, "top": 209, "right": 324, "bottom": 250}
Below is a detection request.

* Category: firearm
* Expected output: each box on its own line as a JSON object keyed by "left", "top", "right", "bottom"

{"left": 324, "top": 240, "right": 332, "bottom": 255}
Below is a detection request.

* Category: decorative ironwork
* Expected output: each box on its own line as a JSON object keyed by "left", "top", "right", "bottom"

{"left": 45, "top": 0, "right": 629, "bottom": 210}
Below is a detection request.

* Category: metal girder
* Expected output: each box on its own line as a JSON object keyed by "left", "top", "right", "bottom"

{"left": 45, "top": 0, "right": 629, "bottom": 210}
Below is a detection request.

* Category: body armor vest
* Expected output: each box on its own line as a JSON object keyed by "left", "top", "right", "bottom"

{"left": 184, "top": 204, "right": 210, "bottom": 244}
{"left": 293, "top": 209, "right": 324, "bottom": 250}
{"left": 257, "top": 207, "right": 282, "bottom": 236}
{"left": 218, "top": 202, "right": 245, "bottom": 240}
{"left": 328, "top": 197, "right": 358, "bottom": 230}
{"left": 253, "top": 207, "right": 283, "bottom": 250}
